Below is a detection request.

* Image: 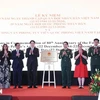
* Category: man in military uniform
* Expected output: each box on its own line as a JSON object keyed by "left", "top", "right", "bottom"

{"left": 59, "top": 41, "right": 73, "bottom": 88}
{"left": 88, "top": 38, "right": 100, "bottom": 74}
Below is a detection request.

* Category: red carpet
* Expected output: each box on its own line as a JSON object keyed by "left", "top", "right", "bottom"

{"left": 1, "top": 86, "right": 94, "bottom": 100}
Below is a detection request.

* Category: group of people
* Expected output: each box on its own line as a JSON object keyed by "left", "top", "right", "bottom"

{"left": 59, "top": 38, "right": 100, "bottom": 89}
{"left": 0, "top": 38, "right": 100, "bottom": 89}
{"left": 0, "top": 40, "right": 39, "bottom": 89}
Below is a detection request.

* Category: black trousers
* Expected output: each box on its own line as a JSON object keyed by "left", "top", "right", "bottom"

{"left": 91, "top": 65, "right": 100, "bottom": 75}
{"left": 27, "top": 62, "right": 37, "bottom": 87}
{"left": 13, "top": 68, "right": 22, "bottom": 87}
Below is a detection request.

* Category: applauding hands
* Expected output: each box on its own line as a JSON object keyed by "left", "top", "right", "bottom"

{"left": 16, "top": 52, "right": 20, "bottom": 57}
{"left": 94, "top": 48, "right": 98, "bottom": 54}
{"left": 79, "top": 50, "right": 83, "bottom": 56}
{"left": 29, "top": 49, "right": 33, "bottom": 55}
{"left": 62, "top": 51, "right": 67, "bottom": 56}
{"left": 3, "top": 50, "right": 8, "bottom": 58}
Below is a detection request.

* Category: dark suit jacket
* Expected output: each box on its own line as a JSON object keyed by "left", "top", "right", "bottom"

{"left": 12, "top": 50, "right": 24, "bottom": 69}
{"left": 26, "top": 47, "right": 39, "bottom": 67}
{"left": 0, "top": 51, "right": 11, "bottom": 65}
{"left": 74, "top": 50, "right": 88, "bottom": 65}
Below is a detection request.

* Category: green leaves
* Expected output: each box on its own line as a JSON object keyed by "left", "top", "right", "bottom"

{"left": 89, "top": 69, "right": 100, "bottom": 94}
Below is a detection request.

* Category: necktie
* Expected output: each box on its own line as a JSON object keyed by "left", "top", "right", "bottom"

{"left": 17, "top": 50, "right": 19, "bottom": 54}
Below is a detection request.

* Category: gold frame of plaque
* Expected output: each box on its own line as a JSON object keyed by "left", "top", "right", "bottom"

{"left": 41, "top": 50, "right": 58, "bottom": 62}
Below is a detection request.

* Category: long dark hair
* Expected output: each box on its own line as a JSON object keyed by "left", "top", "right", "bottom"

{"left": 2, "top": 44, "right": 8, "bottom": 52}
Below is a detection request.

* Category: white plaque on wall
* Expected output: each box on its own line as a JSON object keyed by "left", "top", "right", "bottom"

{"left": 41, "top": 50, "right": 58, "bottom": 62}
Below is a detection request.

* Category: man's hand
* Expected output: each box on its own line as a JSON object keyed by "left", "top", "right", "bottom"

{"left": 16, "top": 53, "right": 20, "bottom": 57}
{"left": 29, "top": 49, "right": 33, "bottom": 55}
{"left": 94, "top": 48, "right": 98, "bottom": 54}
{"left": 62, "top": 51, "right": 67, "bottom": 56}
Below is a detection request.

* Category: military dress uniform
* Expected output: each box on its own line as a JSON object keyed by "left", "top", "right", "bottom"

{"left": 88, "top": 46, "right": 100, "bottom": 74}
{"left": 59, "top": 48, "right": 73, "bottom": 87}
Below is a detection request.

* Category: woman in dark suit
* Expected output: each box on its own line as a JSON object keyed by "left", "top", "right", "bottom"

{"left": 0, "top": 44, "right": 11, "bottom": 88}
{"left": 74, "top": 43, "right": 88, "bottom": 89}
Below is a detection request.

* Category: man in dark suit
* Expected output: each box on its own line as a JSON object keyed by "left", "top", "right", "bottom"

{"left": 59, "top": 41, "right": 73, "bottom": 89}
{"left": 88, "top": 38, "right": 100, "bottom": 74}
{"left": 12, "top": 43, "right": 24, "bottom": 89}
{"left": 26, "top": 40, "right": 39, "bottom": 88}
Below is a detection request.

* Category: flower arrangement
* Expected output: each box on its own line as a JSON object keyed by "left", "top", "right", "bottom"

{"left": 89, "top": 69, "right": 100, "bottom": 94}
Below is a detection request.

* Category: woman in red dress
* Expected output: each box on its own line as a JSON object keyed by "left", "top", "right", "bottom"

{"left": 74, "top": 43, "right": 88, "bottom": 89}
